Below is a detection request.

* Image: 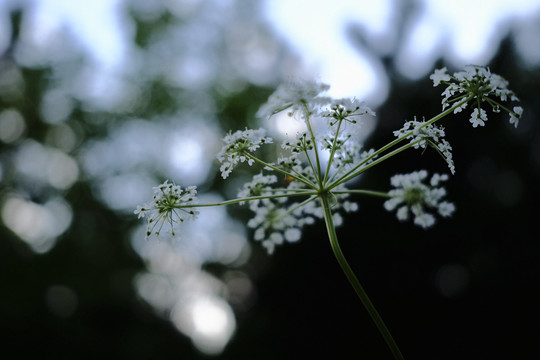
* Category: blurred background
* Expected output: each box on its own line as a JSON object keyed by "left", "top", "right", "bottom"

{"left": 1, "top": 0, "right": 539, "bottom": 359}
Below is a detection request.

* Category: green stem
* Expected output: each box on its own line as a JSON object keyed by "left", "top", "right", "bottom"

{"left": 319, "top": 192, "right": 405, "bottom": 360}
{"left": 302, "top": 101, "right": 324, "bottom": 187}
{"left": 332, "top": 189, "right": 390, "bottom": 198}
{"left": 328, "top": 140, "right": 420, "bottom": 190}
{"left": 186, "top": 191, "right": 317, "bottom": 209}
{"left": 323, "top": 118, "right": 344, "bottom": 184}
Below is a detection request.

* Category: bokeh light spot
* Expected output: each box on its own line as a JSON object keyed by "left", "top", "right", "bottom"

{"left": 0, "top": 108, "right": 26, "bottom": 143}
{"left": 171, "top": 296, "right": 236, "bottom": 356}
{"left": 97, "top": 174, "right": 158, "bottom": 212}
{"left": 40, "top": 89, "right": 74, "bottom": 124}
{"left": 15, "top": 140, "right": 79, "bottom": 190}
{"left": 1, "top": 195, "right": 73, "bottom": 253}
{"left": 170, "top": 137, "right": 204, "bottom": 173}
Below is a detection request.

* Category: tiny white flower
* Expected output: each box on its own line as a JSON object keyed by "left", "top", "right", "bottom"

{"left": 262, "top": 240, "right": 276, "bottom": 255}
{"left": 343, "top": 201, "right": 359, "bottom": 212}
{"left": 470, "top": 108, "right": 488, "bottom": 128}
{"left": 412, "top": 212, "right": 435, "bottom": 229}
{"left": 384, "top": 197, "right": 403, "bottom": 212}
{"left": 509, "top": 106, "right": 523, "bottom": 128}
{"left": 284, "top": 228, "right": 302, "bottom": 242}
{"left": 430, "top": 67, "right": 451, "bottom": 86}
{"left": 430, "top": 173, "right": 449, "bottom": 187}
{"left": 134, "top": 204, "right": 148, "bottom": 219}
{"left": 396, "top": 206, "right": 409, "bottom": 221}
{"left": 437, "top": 201, "right": 455, "bottom": 217}
{"left": 270, "top": 232, "right": 284, "bottom": 245}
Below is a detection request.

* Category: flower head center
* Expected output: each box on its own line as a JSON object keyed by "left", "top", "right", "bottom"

{"left": 403, "top": 187, "right": 425, "bottom": 205}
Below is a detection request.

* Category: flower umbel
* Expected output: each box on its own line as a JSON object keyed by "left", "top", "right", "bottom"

{"left": 320, "top": 97, "right": 375, "bottom": 125}
{"left": 431, "top": 65, "right": 522, "bottom": 128}
{"left": 216, "top": 128, "right": 273, "bottom": 179}
{"left": 237, "top": 173, "right": 278, "bottom": 206}
{"left": 247, "top": 200, "right": 309, "bottom": 255}
{"left": 384, "top": 171, "right": 455, "bottom": 229}
{"left": 394, "top": 117, "right": 455, "bottom": 174}
{"left": 134, "top": 180, "right": 199, "bottom": 240}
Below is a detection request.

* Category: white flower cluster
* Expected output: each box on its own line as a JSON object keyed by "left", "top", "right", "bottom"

{"left": 237, "top": 171, "right": 315, "bottom": 254}
{"left": 247, "top": 200, "right": 312, "bottom": 255}
{"left": 237, "top": 173, "right": 278, "bottom": 205}
{"left": 257, "top": 81, "right": 377, "bottom": 179}
{"left": 319, "top": 97, "right": 375, "bottom": 126}
{"left": 325, "top": 138, "right": 362, "bottom": 170}
{"left": 245, "top": 186, "right": 358, "bottom": 254}
{"left": 134, "top": 180, "right": 199, "bottom": 240}
{"left": 276, "top": 154, "right": 301, "bottom": 171}
{"left": 236, "top": 161, "right": 361, "bottom": 254}
{"left": 236, "top": 82, "right": 378, "bottom": 253}
{"left": 430, "top": 65, "right": 522, "bottom": 128}
{"left": 256, "top": 80, "right": 330, "bottom": 120}
{"left": 135, "top": 67, "right": 520, "bottom": 254}
{"left": 384, "top": 170, "right": 455, "bottom": 229}
{"left": 216, "top": 128, "right": 273, "bottom": 179}
{"left": 282, "top": 133, "right": 314, "bottom": 153}
{"left": 394, "top": 118, "right": 455, "bottom": 174}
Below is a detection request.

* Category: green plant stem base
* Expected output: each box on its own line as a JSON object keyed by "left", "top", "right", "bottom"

{"left": 320, "top": 192, "right": 405, "bottom": 360}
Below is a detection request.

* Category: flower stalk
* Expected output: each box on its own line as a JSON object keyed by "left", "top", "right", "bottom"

{"left": 320, "top": 192, "right": 405, "bottom": 360}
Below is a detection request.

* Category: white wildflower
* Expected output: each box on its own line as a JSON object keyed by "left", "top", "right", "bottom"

{"left": 437, "top": 201, "right": 455, "bottom": 217}
{"left": 430, "top": 173, "right": 449, "bottom": 186}
{"left": 394, "top": 117, "right": 444, "bottom": 149}
{"left": 284, "top": 228, "right": 302, "bottom": 242}
{"left": 509, "top": 106, "right": 523, "bottom": 128}
{"left": 237, "top": 173, "right": 278, "bottom": 205}
{"left": 243, "top": 178, "right": 358, "bottom": 254}
{"left": 277, "top": 154, "right": 302, "bottom": 171}
{"left": 470, "top": 108, "right": 488, "bottom": 128}
{"left": 429, "top": 67, "right": 451, "bottom": 86}
{"left": 247, "top": 200, "right": 308, "bottom": 255}
{"left": 281, "top": 132, "right": 314, "bottom": 154}
{"left": 134, "top": 180, "right": 199, "bottom": 240}
{"left": 411, "top": 205, "right": 435, "bottom": 228}
{"left": 437, "top": 140, "right": 455, "bottom": 175}
{"left": 334, "top": 142, "right": 364, "bottom": 172}
{"left": 431, "top": 65, "right": 521, "bottom": 128}
{"left": 384, "top": 171, "right": 454, "bottom": 229}
{"left": 216, "top": 128, "right": 273, "bottom": 179}
{"left": 394, "top": 118, "right": 455, "bottom": 174}
{"left": 319, "top": 97, "right": 375, "bottom": 126}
